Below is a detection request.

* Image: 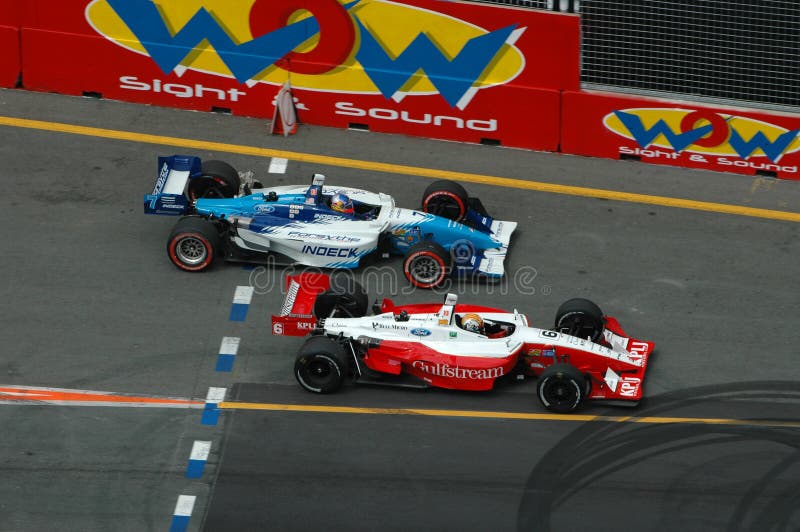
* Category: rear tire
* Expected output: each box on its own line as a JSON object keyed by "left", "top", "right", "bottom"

{"left": 537, "top": 363, "right": 586, "bottom": 413}
{"left": 403, "top": 241, "right": 451, "bottom": 289}
{"left": 554, "top": 298, "right": 604, "bottom": 342}
{"left": 295, "top": 336, "right": 350, "bottom": 393}
{"left": 421, "top": 180, "right": 469, "bottom": 222}
{"left": 167, "top": 217, "right": 221, "bottom": 272}
{"left": 188, "top": 160, "right": 241, "bottom": 200}
{"left": 313, "top": 278, "right": 368, "bottom": 319}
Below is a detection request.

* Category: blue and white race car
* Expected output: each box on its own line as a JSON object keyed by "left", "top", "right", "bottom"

{"left": 144, "top": 155, "right": 516, "bottom": 288}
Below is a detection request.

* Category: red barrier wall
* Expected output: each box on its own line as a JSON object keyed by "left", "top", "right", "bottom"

{"left": 0, "top": 25, "right": 20, "bottom": 87}
{"left": 17, "top": 0, "right": 578, "bottom": 151}
{"left": 0, "top": 0, "right": 23, "bottom": 25}
{"left": 562, "top": 90, "right": 800, "bottom": 180}
{"left": 14, "top": 0, "right": 799, "bottom": 180}
{"left": 0, "top": 0, "right": 21, "bottom": 86}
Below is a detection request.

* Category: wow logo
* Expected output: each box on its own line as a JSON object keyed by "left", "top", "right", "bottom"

{"left": 604, "top": 108, "right": 800, "bottom": 163}
{"left": 86, "top": 0, "right": 526, "bottom": 109}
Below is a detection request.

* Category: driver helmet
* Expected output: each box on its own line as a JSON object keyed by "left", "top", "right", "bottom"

{"left": 461, "top": 313, "right": 484, "bottom": 334}
{"left": 331, "top": 193, "right": 354, "bottom": 214}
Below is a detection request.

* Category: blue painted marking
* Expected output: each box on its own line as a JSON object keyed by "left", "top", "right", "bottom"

{"left": 185, "top": 459, "right": 206, "bottom": 479}
{"left": 229, "top": 303, "right": 249, "bottom": 321}
{"left": 215, "top": 354, "right": 235, "bottom": 372}
{"left": 169, "top": 516, "right": 190, "bottom": 532}
{"left": 201, "top": 403, "right": 220, "bottom": 425}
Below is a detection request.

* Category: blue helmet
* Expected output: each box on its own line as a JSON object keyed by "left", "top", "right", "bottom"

{"left": 331, "top": 193, "right": 354, "bottom": 214}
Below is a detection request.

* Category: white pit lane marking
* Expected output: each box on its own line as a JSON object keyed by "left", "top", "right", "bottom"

{"left": 190, "top": 440, "right": 212, "bottom": 461}
{"left": 219, "top": 337, "right": 240, "bottom": 356}
{"left": 206, "top": 387, "right": 227, "bottom": 404}
{"left": 173, "top": 494, "right": 196, "bottom": 517}
{"left": 268, "top": 157, "right": 288, "bottom": 173}
{"left": 232, "top": 286, "right": 254, "bottom": 305}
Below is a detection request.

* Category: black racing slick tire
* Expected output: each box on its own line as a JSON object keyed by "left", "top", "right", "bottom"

{"left": 295, "top": 336, "right": 350, "bottom": 394}
{"left": 187, "top": 160, "right": 241, "bottom": 200}
{"left": 167, "top": 217, "right": 221, "bottom": 272}
{"left": 421, "top": 179, "right": 469, "bottom": 222}
{"left": 403, "top": 241, "right": 451, "bottom": 289}
{"left": 554, "top": 298, "right": 605, "bottom": 343}
{"left": 312, "top": 277, "right": 368, "bottom": 319}
{"left": 537, "top": 363, "right": 586, "bottom": 413}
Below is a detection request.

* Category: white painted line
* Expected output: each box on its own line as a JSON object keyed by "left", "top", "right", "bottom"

{"left": 174, "top": 494, "right": 196, "bottom": 517}
{"left": 206, "top": 387, "right": 227, "bottom": 404}
{"left": 233, "top": 285, "right": 254, "bottom": 305}
{"left": 190, "top": 440, "right": 212, "bottom": 461}
{"left": 219, "top": 337, "right": 240, "bottom": 356}
{"left": 268, "top": 157, "right": 288, "bottom": 174}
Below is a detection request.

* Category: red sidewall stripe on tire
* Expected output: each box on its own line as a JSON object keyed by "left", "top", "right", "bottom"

{"left": 168, "top": 232, "right": 213, "bottom": 272}
{"left": 404, "top": 250, "right": 448, "bottom": 289}
{"left": 423, "top": 191, "right": 466, "bottom": 220}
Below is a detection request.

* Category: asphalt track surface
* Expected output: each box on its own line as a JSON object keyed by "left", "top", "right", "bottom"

{"left": 1, "top": 88, "right": 799, "bottom": 531}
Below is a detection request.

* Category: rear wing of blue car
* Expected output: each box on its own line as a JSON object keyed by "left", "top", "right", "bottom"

{"left": 143, "top": 155, "right": 202, "bottom": 215}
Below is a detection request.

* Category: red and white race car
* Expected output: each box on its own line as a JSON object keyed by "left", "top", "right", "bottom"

{"left": 272, "top": 274, "right": 655, "bottom": 413}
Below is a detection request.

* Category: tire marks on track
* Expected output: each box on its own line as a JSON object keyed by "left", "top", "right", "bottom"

{"left": 517, "top": 381, "right": 800, "bottom": 532}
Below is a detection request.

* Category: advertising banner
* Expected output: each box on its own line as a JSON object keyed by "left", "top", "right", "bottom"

{"left": 18, "top": 0, "right": 579, "bottom": 151}
{"left": 562, "top": 90, "right": 800, "bottom": 180}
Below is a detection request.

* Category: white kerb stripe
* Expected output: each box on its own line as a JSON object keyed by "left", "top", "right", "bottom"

{"left": 206, "top": 387, "right": 227, "bottom": 403}
{"left": 174, "top": 495, "right": 196, "bottom": 517}
{"left": 219, "top": 337, "right": 240, "bottom": 355}
{"left": 268, "top": 157, "right": 288, "bottom": 174}
{"left": 190, "top": 441, "right": 212, "bottom": 461}
{"left": 233, "top": 286, "right": 254, "bottom": 305}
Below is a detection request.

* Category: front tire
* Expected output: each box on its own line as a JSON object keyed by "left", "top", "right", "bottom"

{"left": 187, "top": 160, "right": 241, "bottom": 200}
{"left": 537, "top": 363, "right": 586, "bottom": 413}
{"left": 294, "top": 336, "right": 350, "bottom": 393}
{"left": 421, "top": 180, "right": 469, "bottom": 222}
{"left": 167, "top": 217, "right": 221, "bottom": 272}
{"left": 554, "top": 298, "right": 604, "bottom": 342}
{"left": 403, "top": 241, "right": 451, "bottom": 289}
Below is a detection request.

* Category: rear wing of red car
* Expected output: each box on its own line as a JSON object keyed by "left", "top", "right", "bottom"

{"left": 271, "top": 273, "right": 331, "bottom": 336}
